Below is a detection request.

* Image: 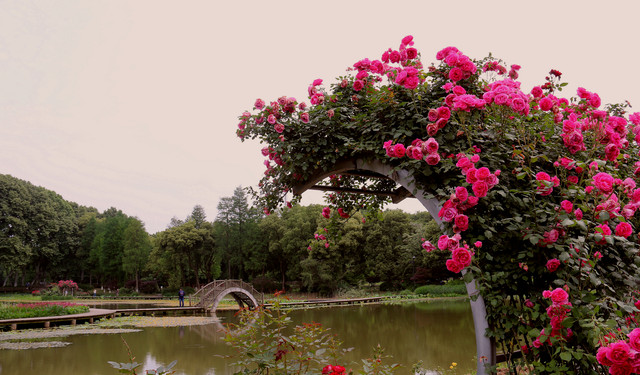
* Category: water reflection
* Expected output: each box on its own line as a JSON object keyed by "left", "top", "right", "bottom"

{"left": 0, "top": 300, "right": 476, "bottom": 375}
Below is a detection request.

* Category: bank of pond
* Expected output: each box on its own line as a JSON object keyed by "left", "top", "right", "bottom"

{"left": 0, "top": 299, "right": 476, "bottom": 374}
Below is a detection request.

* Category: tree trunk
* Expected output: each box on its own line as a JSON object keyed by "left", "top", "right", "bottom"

{"left": 135, "top": 270, "right": 139, "bottom": 292}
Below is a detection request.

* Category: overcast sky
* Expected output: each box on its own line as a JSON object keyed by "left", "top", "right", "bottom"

{"left": 2, "top": 1, "right": 639, "bottom": 233}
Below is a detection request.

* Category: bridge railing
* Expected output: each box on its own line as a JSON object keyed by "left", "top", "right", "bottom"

{"left": 191, "top": 279, "right": 263, "bottom": 307}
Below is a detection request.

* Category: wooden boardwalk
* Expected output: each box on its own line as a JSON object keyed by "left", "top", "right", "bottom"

{"left": 263, "top": 296, "right": 383, "bottom": 308}
{"left": 1, "top": 296, "right": 386, "bottom": 330}
{"left": 0, "top": 306, "right": 205, "bottom": 330}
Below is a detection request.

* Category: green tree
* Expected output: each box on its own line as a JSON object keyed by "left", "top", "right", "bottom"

{"left": 215, "top": 186, "right": 261, "bottom": 279}
{"left": 155, "top": 220, "right": 214, "bottom": 289}
{"left": 122, "top": 217, "right": 152, "bottom": 292}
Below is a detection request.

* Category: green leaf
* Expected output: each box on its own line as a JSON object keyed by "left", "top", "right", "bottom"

{"left": 559, "top": 351, "right": 571, "bottom": 362}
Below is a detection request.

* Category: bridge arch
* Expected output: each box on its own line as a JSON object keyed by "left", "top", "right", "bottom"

{"left": 293, "top": 157, "right": 495, "bottom": 374}
{"left": 193, "top": 280, "right": 263, "bottom": 313}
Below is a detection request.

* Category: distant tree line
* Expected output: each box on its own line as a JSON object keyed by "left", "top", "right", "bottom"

{"left": 0, "top": 174, "right": 454, "bottom": 294}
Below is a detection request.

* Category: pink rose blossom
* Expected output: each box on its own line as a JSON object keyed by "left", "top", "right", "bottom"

{"left": 574, "top": 208, "right": 583, "bottom": 220}
{"left": 593, "top": 172, "right": 615, "bottom": 194}
{"left": 452, "top": 247, "right": 472, "bottom": 267}
{"left": 255, "top": 98, "right": 265, "bottom": 110}
{"left": 322, "top": 207, "right": 331, "bottom": 219}
{"left": 300, "top": 112, "right": 310, "bottom": 123}
{"left": 546, "top": 258, "right": 561, "bottom": 272}
{"left": 454, "top": 214, "right": 469, "bottom": 232}
{"left": 560, "top": 200, "right": 573, "bottom": 213}
{"left": 353, "top": 80, "right": 365, "bottom": 91}
{"left": 615, "top": 222, "right": 633, "bottom": 238}
{"left": 472, "top": 181, "right": 489, "bottom": 198}
{"left": 549, "top": 288, "right": 569, "bottom": 304}
{"left": 446, "top": 259, "right": 465, "bottom": 273}
{"left": 424, "top": 153, "right": 441, "bottom": 165}
{"left": 455, "top": 186, "right": 469, "bottom": 202}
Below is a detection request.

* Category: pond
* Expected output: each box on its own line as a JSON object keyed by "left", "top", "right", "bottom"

{"left": 0, "top": 299, "right": 476, "bottom": 374}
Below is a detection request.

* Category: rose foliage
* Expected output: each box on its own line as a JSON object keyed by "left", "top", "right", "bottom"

{"left": 237, "top": 36, "right": 640, "bottom": 374}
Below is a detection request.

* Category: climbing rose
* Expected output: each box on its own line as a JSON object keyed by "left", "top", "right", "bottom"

{"left": 560, "top": 200, "right": 573, "bottom": 213}
{"left": 446, "top": 259, "right": 465, "bottom": 273}
{"left": 452, "top": 247, "right": 472, "bottom": 267}
{"left": 322, "top": 207, "right": 331, "bottom": 219}
{"left": 454, "top": 214, "right": 469, "bottom": 232}
{"left": 322, "top": 365, "right": 346, "bottom": 374}
{"left": 615, "top": 222, "right": 633, "bottom": 238}
{"left": 593, "top": 172, "right": 615, "bottom": 194}
{"left": 549, "top": 288, "right": 569, "bottom": 304}
{"left": 546, "top": 258, "right": 560, "bottom": 272}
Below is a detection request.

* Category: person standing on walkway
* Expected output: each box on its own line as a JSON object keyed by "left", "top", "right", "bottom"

{"left": 178, "top": 288, "right": 185, "bottom": 307}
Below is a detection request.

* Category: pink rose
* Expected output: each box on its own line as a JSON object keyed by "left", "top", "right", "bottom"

{"left": 454, "top": 214, "right": 469, "bottom": 232}
{"left": 438, "top": 206, "right": 458, "bottom": 222}
{"left": 596, "top": 346, "right": 614, "bottom": 367}
{"left": 574, "top": 208, "right": 583, "bottom": 220}
{"left": 446, "top": 259, "right": 465, "bottom": 273}
{"left": 606, "top": 341, "right": 631, "bottom": 365}
{"left": 327, "top": 109, "right": 335, "bottom": 118}
{"left": 437, "top": 106, "right": 451, "bottom": 120}
{"left": 437, "top": 235, "right": 449, "bottom": 250}
{"left": 274, "top": 123, "right": 285, "bottom": 133}
{"left": 595, "top": 224, "right": 612, "bottom": 245}
{"left": 452, "top": 247, "right": 472, "bottom": 267}
{"left": 474, "top": 241, "right": 482, "bottom": 248}
{"left": 300, "top": 112, "right": 310, "bottom": 124}
{"left": 560, "top": 200, "right": 573, "bottom": 213}
{"left": 422, "top": 241, "right": 436, "bottom": 252}
{"left": 546, "top": 258, "right": 560, "bottom": 272}
{"left": 531, "top": 86, "right": 543, "bottom": 98}
{"left": 424, "top": 153, "right": 441, "bottom": 165}
{"left": 255, "top": 98, "right": 265, "bottom": 110}
{"left": 539, "top": 97, "right": 553, "bottom": 111}
{"left": 593, "top": 172, "right": 615, "bottom": 194}
{"left": 615, "top": 222, "right": 633, "bottom": 238}
{"left": 549, "top": 288, "right": 569, "bottom": 304}
{"left": 393, "top": 144, "right": 406, "bottom": 158}
{"left": 267, "top": 114, "right": 276, "bottom": 124}
{"left": 448, "top": 67, "right": 464, "bottom": 82}
{"left": 353, "top": 80, "right": 365, "bottom": 91}
{"left": 322, "top": 207, "right": 331, "bottom": 219}
{"left": 455, "top": 186, "right": 468, "bottom": 202}
{"left": 476, "top": 167, "right": 490, "bottom": 180}
{"left": 472, "top": 181, "right": 489, "bottom": 198}
{"left": 628, "top": 328, "right": 640, "bottom": 352}
{"left": 423, "top": 137, "right": 439, "bottom": 154}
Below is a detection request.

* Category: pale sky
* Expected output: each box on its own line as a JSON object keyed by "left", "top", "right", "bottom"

{"left": 2, "top": 1, "right": 639, "bottom": 233}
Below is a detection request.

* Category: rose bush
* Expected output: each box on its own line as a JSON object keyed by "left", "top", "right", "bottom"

{"left": 237, "top": 36, "right": 640, "bottom": 374}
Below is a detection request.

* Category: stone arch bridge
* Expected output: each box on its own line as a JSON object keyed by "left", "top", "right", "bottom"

{"left": 192, "top": 279, "right": 263, "bottom": 312}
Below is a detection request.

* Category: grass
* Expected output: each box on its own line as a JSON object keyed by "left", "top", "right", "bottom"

{"left": 0, "top": 302, "right": 90, "bottom": 320}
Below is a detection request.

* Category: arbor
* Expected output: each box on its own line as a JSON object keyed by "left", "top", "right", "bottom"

{"left": 237, "top": 35, "right": 640, "bottom": 373}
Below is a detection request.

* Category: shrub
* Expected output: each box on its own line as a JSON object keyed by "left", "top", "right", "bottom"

{"left": 0, "top": 302, "right": 89, "bottom": 319}
{"left": 414, "top": 284, "right": 466, "bottom": 296}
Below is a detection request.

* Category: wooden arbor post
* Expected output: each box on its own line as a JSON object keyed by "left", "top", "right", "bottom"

{"left": 292, "top": 158, "right": 495, "bottom": 374}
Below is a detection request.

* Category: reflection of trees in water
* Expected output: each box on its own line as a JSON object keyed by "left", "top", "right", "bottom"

{"left": 6, "top": 301, "right": 476, "bottom": 375}
{"left": 289, "top": 301, "right": 476, "bottom": 372}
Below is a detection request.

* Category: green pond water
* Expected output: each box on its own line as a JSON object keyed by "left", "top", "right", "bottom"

{"left": 0, "top": 299, "right": 476, "bottom": 374}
